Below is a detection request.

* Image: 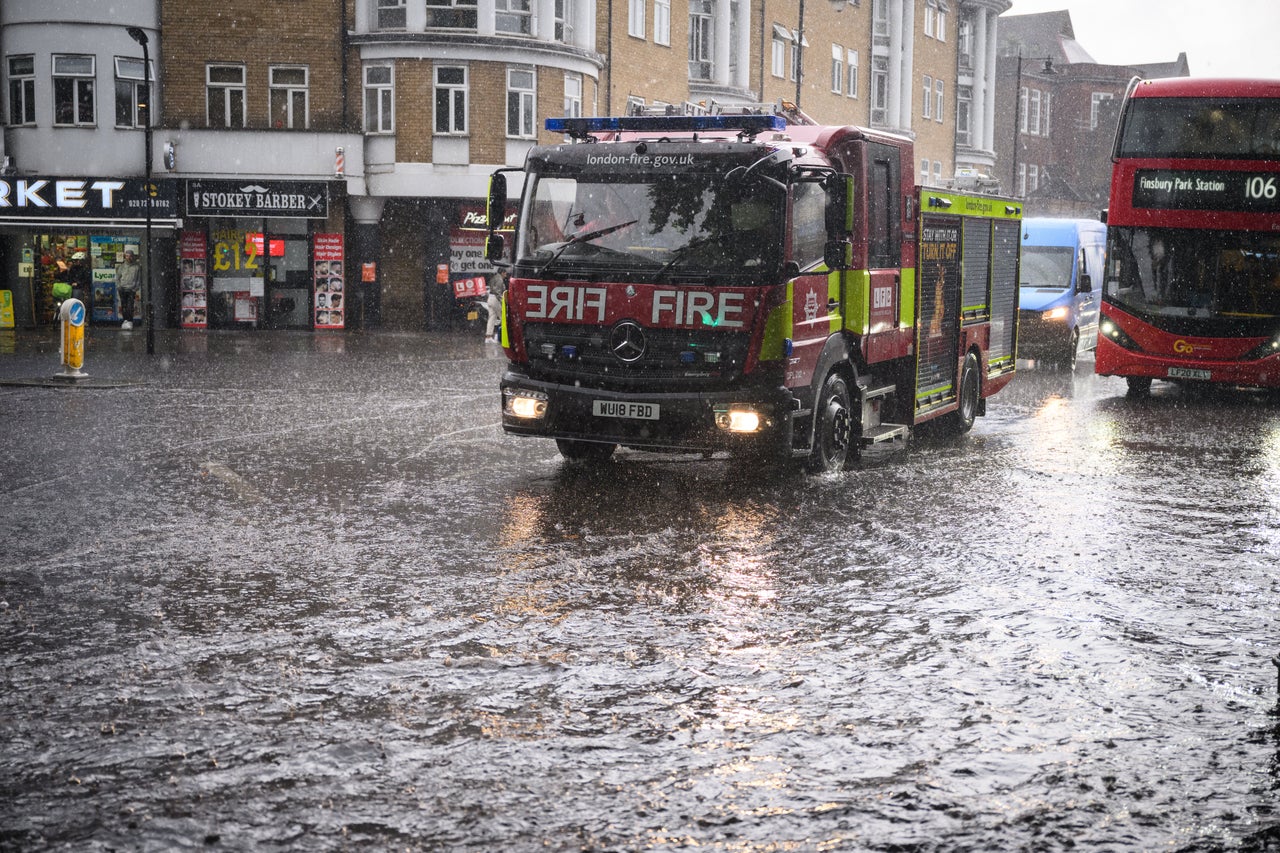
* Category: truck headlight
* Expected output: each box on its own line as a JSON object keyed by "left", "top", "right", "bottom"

{"left": 504, "top": 388, "right": 548, "bottom": 420}
{"left": 714, "top": 405, "right": 761, "bottom": 433}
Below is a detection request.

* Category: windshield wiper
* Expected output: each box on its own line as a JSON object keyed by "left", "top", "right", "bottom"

{"left": 653, "top": 232, "right": 734, "bottom": 281}
{"left": 536, "top": 219, "right": 638, "bottom": 276}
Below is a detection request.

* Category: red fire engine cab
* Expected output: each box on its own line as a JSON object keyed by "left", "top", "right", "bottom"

{"left": 485, "top": 110, "right": 1021, "bottom": 472}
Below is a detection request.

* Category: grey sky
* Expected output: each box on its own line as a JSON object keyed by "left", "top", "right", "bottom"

{"left": 1002, "top": 0, "right": 1280, "bottom": 79}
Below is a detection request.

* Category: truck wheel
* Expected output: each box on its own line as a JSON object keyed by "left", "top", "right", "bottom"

{"left": 556, "top": 439, "right": 616, "bottom": 462}
{"left": 807, "top": 372, "right": 854, "bottom": 473}
{"left": 943, "top": 352, "right": 980, "bottom": 434}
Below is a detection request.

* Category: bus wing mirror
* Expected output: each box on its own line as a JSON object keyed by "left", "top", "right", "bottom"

{"left": 486, "top": 172, "right": 507, "bottom": 235}
{"left": 485, "top": 234, "right": 506, "bottom": 263}
{"left": 824, "top": 173, "right": 855, "bottom": 238}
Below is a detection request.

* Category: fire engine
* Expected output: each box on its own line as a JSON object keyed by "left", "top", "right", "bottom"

{"left": 484, "top": 108, "right": 1021, "bottom": 472}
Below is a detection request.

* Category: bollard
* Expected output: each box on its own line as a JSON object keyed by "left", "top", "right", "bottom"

{"left": 55, "top": 297, "right": 88, "bottom": 381}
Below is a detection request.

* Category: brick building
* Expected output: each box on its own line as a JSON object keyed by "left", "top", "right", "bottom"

{"left": 3, "top": 0, "right": 1046, "bottom": 334}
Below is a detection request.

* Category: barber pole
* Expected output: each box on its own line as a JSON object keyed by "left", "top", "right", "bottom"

{"left": 335, "top": 147, "right": 345, "bottom": 177}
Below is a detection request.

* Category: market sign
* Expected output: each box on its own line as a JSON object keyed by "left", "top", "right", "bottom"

{"left": 187, "top": 179, "right": 329, "bottom": 219}
{"left": 0, "top": 177, "right": 177, "bottom": 220}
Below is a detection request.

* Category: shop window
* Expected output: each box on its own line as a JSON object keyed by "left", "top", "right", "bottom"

{"left": 207, "top": 64, "right": 246, "bottom": 128}
{"left": 495, "top": 0, "right": 532, "bottom": 35}
{"left": 434, "top": 65, "right": 467, "bottom": 134}
{"left": 269, "top": 66, "right": 309, "bottom": 129}
{"left": 364, "top": 65, "right": 394, "bottom": 133}
{"left": 53, "top": 54, "right": 95, "bottom": 126}
{"left": 425, "top": 0, "right": 477, "bottom": 29}
{"left": 8, "top": 55, "right": 35, "bottom": 125}
{"left": 506, "top": 67, "right": 535, "bottom": 138}
{"left": 115, "top": 57, "right": 152, "bottom": 128}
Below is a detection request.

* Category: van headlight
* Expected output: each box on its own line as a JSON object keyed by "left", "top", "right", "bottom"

{"left": 1041, "top": 306, "right": 1069, "bottom": 322}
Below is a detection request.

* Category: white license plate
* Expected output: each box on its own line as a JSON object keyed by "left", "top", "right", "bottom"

{"left": 1168, "top": 367, "right": 1211, "bottom": 380}
{"left": 593, "top": 400, "right": 660, "bottom": 420}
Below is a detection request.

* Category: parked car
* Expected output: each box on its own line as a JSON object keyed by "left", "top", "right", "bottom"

{"left": 1018, "top": 217, "right": 1107, "bottom": 368}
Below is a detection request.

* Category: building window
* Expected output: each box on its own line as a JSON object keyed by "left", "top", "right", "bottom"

{"left": 496, "top": 0, "right": 532, "bottom": 35}
{"left": 1090, "top": 92, "right": 1113, "bottom": 130}
{"left": 956, "top": 84, "right": 972, "bottom": 146}
{"left": 831, "top": 45, "right": 844, "bottom": 93}
{"left": 1018, "top": 86, "right": 1028, "bottom": 133}
{"left": 425, "top": 0, "right": 478, "bottom": 30}
{"left": 434, "top": 65, "right": 467, "bottom": 134}
{"left": 924, "top": 1, "right": 935, "bottom": 37}
{"left": 1042, "top": 91, "right": 1051, "bottom": 136}
{"left": 507, "top": 67, "right": 535, "bottom": 138}
{"left": 934, "top": 0, "right": 947, "bottom": 41}
{"left": 771, "top": 26, "right": 788, "bottom": 78}
{"left": 934, "top": 79, "right": 944, "bottom": 124}
{"left": 871, "top": 55, "right": 888, "bottom": 125}
{"left": 9, "top": 55, "right": 35, "bottom": 125}
{"left": 53, "top": 54, "right": 95, "bottom": 126}
{"left": 629, "top": 0, "right": 645, "bottom": 38}
{"left": 922, "top": 75, "right": 932, "bottom": 119}
{"left": 689, "top": 1, "right": 713, "bottom": 81}
{"left": 846, "top": 49, "right": 859, "bottom": 97}
{"left": 1029, "top": 89, "right": 1042, "bottom": 135}
{"left": 958, "top": 18, "right": 973, "bottom": 70}
{"left": 115, "top": 57, "right": 153, "bottom": 128}
{"left": 790, "top": 30, "right": 804, "bottom": 82}
{"left": 920, "top": 158, "right": 930, "bottom": 186}
{"left": 933, "top": 160, "right": 943, "bottom": 184}
{"left": 1017, "top": 163, "right": 1026, "bottom": 197}
{"left": 555, "top": 0, "right": 575, "bottom": 42}
{"left": 364, "top": 64, "right": 394, "bottom": 133}
{"left": 269, "top": 66, "right": 308, "bottom": 129}
{"left": 377, "top": 0, "right": 407, "bottom": 29}
{"left": 1028, "top": 164, "right": 1039, "bottom": 194}
{"left": 872, "top": 0, "right": 889, "bottom": 44}
{"left": 654, "top": 0, "right": 671, "bottom": 46}
{"left": 564, "top": 72, "right": 582, "bottom": 118}
{"left": 206, "top": 63, "right": 245, "bottom": 128}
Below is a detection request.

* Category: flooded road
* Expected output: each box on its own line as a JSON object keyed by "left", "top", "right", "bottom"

{"left": 2, "top": 331, "right": 1278, "bottom": 851}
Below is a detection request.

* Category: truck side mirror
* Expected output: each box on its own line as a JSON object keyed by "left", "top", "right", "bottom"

{"left": 1078, "top": 273, "right": 1092, "bottom": 294}
{"left": 485, "top": 172, "right": 507, "bottom": 262}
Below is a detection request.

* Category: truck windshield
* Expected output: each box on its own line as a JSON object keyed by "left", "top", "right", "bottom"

{"left": 1019, "top": 246, "right": 1073, "bottom": 289}
{"left": 1104, "top": 226, "right": 1280, "bottom": 319}
{"left": 516, "top": 171, "right": 784, "bottom": 283}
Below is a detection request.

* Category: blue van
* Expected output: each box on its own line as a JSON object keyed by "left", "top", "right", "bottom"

{"left": 1018, "top": 218, "right": 1107, "bottom": 367}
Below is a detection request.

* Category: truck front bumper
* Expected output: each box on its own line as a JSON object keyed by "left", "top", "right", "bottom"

{"left": 500, "top": 370, "right": 797, "bottom": 454}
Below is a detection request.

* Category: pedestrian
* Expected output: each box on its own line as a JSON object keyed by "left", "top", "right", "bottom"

{"left": 116, "top": 246, "right": 141, "bottom": 329}
{"left": 485, "top": 268, "right": 507, "bottom": 342}
{"left": 68, "top": 251, "right": 91, "bottom": 306}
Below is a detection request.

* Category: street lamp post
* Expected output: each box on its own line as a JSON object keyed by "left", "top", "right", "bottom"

{"left": 126, "top": 26, "right": 155, "bottom": 355}
{"left": 1011, "top": 53, "right": 1054, "bottom": 199}
{"left": 795, "top": 0, "right": 849, "bottom": 109}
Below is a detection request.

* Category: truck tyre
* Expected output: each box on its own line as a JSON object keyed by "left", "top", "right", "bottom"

{"left": 807, "top": 372, "right": 854, "bottom": 473}
{"left": 943, "top": 352, "right": 980, "bottom": 434}
{"left": 556, "top": 439, "right": 616, "bottom": 462}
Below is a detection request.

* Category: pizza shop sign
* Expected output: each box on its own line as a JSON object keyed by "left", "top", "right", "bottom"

{"left": 187, "top": 179, "right": 329, "bottom": 219}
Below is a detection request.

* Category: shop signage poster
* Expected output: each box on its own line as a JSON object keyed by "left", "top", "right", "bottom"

{"left": 179, "top": 231, "right": 209, "bottom": 328}
{"left": 0, "top": 177, "right": 177, "bottom": 221}
{"left": 187, "top": 179, "right": 329, "bottom": 219}
{"left": 89, "top": 235, "right": 123, "bottom": 323}
{"left": 313, "top": 233, "right": 344, "bottom": 329}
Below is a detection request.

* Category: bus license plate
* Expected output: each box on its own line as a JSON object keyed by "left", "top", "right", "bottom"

{"left": 593, "top": 400, "right": 660, "bottom": 420}
{"left": 1168, "top": 367, "right": 1211, "bottom": 380}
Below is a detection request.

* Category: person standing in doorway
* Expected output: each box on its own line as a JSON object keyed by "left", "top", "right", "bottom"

{"left": 68, "top": 251, "right": 92, "bottom": 307}
{"left": 116, "top": 246, "right": 141, "bottom": 329}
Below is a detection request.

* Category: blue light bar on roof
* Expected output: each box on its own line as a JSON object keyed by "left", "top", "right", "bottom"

{"left": 546, "top": 114, "right": 785, "bottom": 136}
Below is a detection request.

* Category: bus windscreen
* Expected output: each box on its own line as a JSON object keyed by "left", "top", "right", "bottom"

{"left": 1117, "top": 98, "right": 1280, "bottom": 159}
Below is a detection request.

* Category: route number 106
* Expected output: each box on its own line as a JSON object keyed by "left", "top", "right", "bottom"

{"left": 1245, "top": 176, "right": 1277, "bottom": 200}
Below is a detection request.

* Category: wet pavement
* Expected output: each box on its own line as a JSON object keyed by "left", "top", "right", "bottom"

{"left": 1, "top": 327, "right": 1278, "bottom": 851}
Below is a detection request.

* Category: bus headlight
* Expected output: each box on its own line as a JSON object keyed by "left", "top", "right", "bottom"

{"left": 504, "top": 388, "right": 548, "bottom": 420}
{"left": 714, "top": 405, "right": 762, "bottom": 433}
{"left": 1100, "top": 318, "right": 1140, "bottom": 351}
{"left": 1041, "top": 306, "right": 1069, "bottom": 322}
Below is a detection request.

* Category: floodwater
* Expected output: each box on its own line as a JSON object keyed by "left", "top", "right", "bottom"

{"left": 1, "top": 330, "right": 1278, "bottom": 851}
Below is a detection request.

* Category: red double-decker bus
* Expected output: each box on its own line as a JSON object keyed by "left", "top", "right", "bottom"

{"left": 1097, "top": 77, "right": 1280, "bottom": 396}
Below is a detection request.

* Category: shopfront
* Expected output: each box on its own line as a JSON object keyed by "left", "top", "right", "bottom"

{"left": 182, "top": 179, "right": 344, "bottom": 330}
{"left": 0, "top": 176, "right": 178, "bottom": 328}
